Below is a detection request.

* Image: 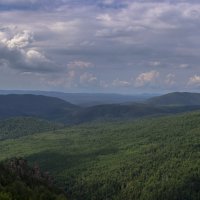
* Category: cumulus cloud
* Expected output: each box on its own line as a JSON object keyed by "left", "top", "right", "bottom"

{"left": 26, "top": 49, "right": 45, "bottom": 60}
{"left": 25, "top": 49, "right": 56, "bottom": 71}
{"left": 135, "top": 71, "right": 160, "bottom": 87}
{"left": 0, "top": 29, "right": 33, "bottom": 48}
{"left": 0, "top": 27, "right": 57, "bottom": 72}
{"left": 3, "top": 30, "right": 33, "bottom": 49}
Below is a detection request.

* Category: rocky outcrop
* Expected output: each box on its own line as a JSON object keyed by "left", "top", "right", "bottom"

{"left": 0, "top": 158, "right": 67, "bottom": 199}
{"left": 5, "top": 157, "right": 54, "bottom": 187}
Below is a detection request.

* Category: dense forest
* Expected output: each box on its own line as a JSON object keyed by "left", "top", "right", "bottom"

{"left": 0, "top": 112, "right": 199, "bottom": 199}
{"left": 0, "top": 117, "right": 63, "bottom": 140}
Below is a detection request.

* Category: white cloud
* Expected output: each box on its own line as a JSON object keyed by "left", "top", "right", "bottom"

{"left": 25, "top": 49, "right": 56, "bottom": 71}
{"left": 188, "top": 75, "right": 200, "bottom": 86}
{"left": 26, "top": 49, "right": 46, "bottom": 60}
{"left": 135, "top": 70, "right": 159, "bottom": 87}
{"left": 0, "top": 29, "right": 33, "bottom": 49}
{"left": 0, "top": 27, "right": 57, "bottom": 72}
{"left": 6, "top": 30, "right": 33, "bottom": 49}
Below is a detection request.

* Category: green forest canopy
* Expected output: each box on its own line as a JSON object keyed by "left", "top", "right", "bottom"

{"left": 0, "top": 112, "right": 199, "bottom": 200}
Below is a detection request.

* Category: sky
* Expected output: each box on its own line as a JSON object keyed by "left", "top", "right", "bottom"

{"left": 0, "top": 0, "right": 200, "bottom": 94}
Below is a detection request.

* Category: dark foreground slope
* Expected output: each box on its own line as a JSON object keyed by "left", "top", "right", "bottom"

{"left": 0, "top": 112, "right": 199, "bottom": 200}
{"left": 0, "top": 158, "right": 67, "bottom": 200}
{"left": 147, "top": 92, "right": 200, "bottom": 106}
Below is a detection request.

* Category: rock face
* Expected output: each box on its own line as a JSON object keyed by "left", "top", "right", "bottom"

{"left": 6, "top": 157, "right": 54, "bottom": 186}
{"left": 0, "top": 158, "right": 67, "bottom": 200}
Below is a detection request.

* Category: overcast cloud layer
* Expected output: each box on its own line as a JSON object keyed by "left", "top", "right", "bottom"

{"left": 0, "top": 0, "right": 200, "bottom": 93}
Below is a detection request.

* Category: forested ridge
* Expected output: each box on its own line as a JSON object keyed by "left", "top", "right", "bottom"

{"left": 147, "top": 92, "right": 200, "bottom": 106}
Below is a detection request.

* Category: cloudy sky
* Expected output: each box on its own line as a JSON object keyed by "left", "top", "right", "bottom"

{"left": 0, "top": 0, "right": 200, "bottom": 94}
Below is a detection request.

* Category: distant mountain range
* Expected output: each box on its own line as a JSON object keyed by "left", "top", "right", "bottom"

{"left": 0, "top": 92, "right": 200, "bottom": 124}
{"left": 0, "top": 94, "right": 79, "bottom": 123}
{"left": 0, "top": 90, "right": 157, "bottom": 106}
{"left": 147, "top": 92, "right": 200, "bottom": 106}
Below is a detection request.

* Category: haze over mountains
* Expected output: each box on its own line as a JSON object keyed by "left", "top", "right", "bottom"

{"left": 1, "top": 92, "right": 200, "bottom": 124}
{"left": 0, "top": 90, "right": 156, "bottom": 106}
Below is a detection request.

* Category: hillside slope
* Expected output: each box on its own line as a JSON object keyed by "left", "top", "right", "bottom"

{"left": 0, "top": 112, "right": 199, "bottom": 200}
{"left": 74, "top": 103, "right": 200, "bottom": 123}
{"left": 0, "top": 94, "right": 79, "bottom": 122}
{"left": 0, "top": 117, "right": 63, "bottom": 140}
{"left": 147, "top": 92, "right": 200, "bottom": 106}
